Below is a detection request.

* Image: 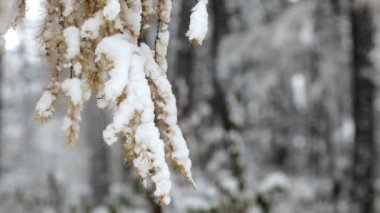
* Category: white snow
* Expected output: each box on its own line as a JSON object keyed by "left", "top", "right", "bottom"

{"left": 124, "top": 0, "right": 142, "bottom": 37}
{"left": 62, "top": 0, "right": 75, "bottom": 17}
{"left": 73, "top": 61, "right": 82, "bottom": 76}
{"left": 259, "top": 172, "right": 290, "bottom": 193}
{"left": 155, "top": 31, "right": 170, "bottom": 70}
{"left": 0, "top": 0, "right": 20, "bottom": 51}
{"left": 102, "top": 97, "right": 135, "bottom": 145}
{"left": 140, "top": 44, "right": 194, "bottom": 185}
{"left": 186, "top": 0, "right": 209, "bottom": 46}
{"left": 62, "top": 115, "right": 73, "bottom": 132}
{"left": 157, "top": 0, "right": 172, "bottom": 24}
{"left": 95, "top": 34, "right": 134, "bottom": 106}
{"left": 291, "top": 73, "right": 307, "bottom": 110}
{"left": 80, "top": 12, "right": 102, "bottom": 39}
{"left": 81, "top": 79, "right": 92, "bottom": 102}
{"left": 25, "top": 0, "right": 42, "bottom": 21}
{"left": 61, "top": 78, "right": 83, "bottom": 105}
{"left": 135, "top": 123, "right": 171, "bottom": 205}
{"left": 3, "top": 29, "right": 20, "bottom": 51}
{"left": 103, "top": 0, "right": 121, "bottom": 20}
{"left": 63, "top": 26, "right": 80, "bottom": 60}
{"left": 102, "top": 48, "right": 151, "bottom": 145}
{"left": 102, "top": 50, "right": 172, "bottom": 204}
{"left": 35, "top": 91, "right": 56, "bottom": 118}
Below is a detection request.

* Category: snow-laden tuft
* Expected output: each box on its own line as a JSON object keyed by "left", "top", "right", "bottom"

{"left": 63, "top": 26, "right": 80, "bottom": 60}
{"left": 61, "top": 78, "right": 83, "bottom": 105}
{"left": 103, "top": 0, "right": 121, "bottom": 20}
{"left": 95, "top": 34, "right": 134, "bottom": 107}
{"left": 186, "top": 0, "right": 209, "bottom": 46}
{"left": 62, "top": 0, "right": 75, "bottom": 17}
{"left": 35, "top": 91, "right": 56, "bottom": 119}
{"left": 80, "top": 12, "right": 102, "bottom": 39}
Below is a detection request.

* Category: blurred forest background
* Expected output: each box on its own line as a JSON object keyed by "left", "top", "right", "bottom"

{"left": 1, "top": 0, "right": 380, "bottom": 212}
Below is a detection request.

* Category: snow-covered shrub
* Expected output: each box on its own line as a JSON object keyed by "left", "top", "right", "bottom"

{"left": 1, "top": 0, "right": 209, "bottom": 206}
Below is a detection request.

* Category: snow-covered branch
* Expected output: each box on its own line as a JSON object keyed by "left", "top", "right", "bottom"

{"left": 4, "top": 0, "right": 209, "bottom": 205}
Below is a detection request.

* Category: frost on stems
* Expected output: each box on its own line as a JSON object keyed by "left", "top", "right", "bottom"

{"left": 3, "top": 0, "right": 209, "bottom": 206}
{"left": 35, "top": 80, "right": 61, "bottom": 122}
{"left": 61, "top": 78, "right": 91, "bottom": 147}
{"left": 155, "top": 0, "right": 172, "bottom": 72}
{"left": 12, "top": 0, "right": 26, "bottom": 26}
{"left": 141, "top": 44, "right": 196, "bottom": 187}
{"left": 123, "top": 0, "right": 142, "bottom": 41}
{"left": 141, "top": 0, "right": 153, "bottom": 31}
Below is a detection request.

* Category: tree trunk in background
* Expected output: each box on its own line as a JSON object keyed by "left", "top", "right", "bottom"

{"left": 210, "top": 0, "right": 246, "bottom": 193}
{"left": 0, "top": 54, "right": 1, "bottom": 131}
{"left": 330, "top": 0, "right": 342, "bottom": 14}
{"left": 173, "top": 0, "right": 195, "bottom": 116}
{"left": 87, "top": 101, "right": 110, "bottom": 205}
{"left": 0, "top": 54, "right": 1, "bottom": 128}
{"left": 350, "top": 0, "right": 376, "bottom": 212}
{"left": 210, "top": 0, "right": 231, "bottom": 128}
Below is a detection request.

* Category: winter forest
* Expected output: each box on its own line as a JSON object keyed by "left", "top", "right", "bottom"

{"left": 0, "top": 0, "right": 380, "bottom": 212}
